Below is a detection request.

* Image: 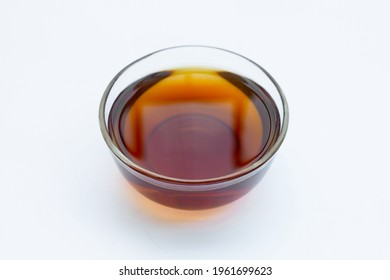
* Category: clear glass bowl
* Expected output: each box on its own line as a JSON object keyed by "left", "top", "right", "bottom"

{"left": 99, "top": 46, "right": 289, "bottom": 210}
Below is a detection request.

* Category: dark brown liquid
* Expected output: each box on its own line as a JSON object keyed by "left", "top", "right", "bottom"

{"left": 108, "top": 68, "right": 280, "bottom": 181}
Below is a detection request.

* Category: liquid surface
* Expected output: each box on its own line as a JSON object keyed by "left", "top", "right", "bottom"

{"left": 108, "top": 69, "right": 280, "bottom": 180}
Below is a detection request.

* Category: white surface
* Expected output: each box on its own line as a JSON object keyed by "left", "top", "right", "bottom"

{"left": 0, "top": 0, "right": 389, "bottom": 259}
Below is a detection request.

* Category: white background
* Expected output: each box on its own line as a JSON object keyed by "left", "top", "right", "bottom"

{"left": 0, "top": 0, "right": 389, "bottom": 259}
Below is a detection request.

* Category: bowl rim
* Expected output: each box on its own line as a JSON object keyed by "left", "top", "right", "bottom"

{"left": 99, "top": 45, "right": 289, "bottom": 184}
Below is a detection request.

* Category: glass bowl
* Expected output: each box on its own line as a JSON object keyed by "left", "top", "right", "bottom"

{"left": 99, "top": 46, "right": 289, "bottom": 210}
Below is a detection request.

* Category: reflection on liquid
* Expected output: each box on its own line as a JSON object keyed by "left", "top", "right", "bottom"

{"left": 114, "top": 69, "right": 267, "bottom": 179}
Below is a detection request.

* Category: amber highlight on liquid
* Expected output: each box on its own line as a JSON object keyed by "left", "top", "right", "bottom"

{"left": 108, "top": 68, "right": 280, "bottom": 210}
